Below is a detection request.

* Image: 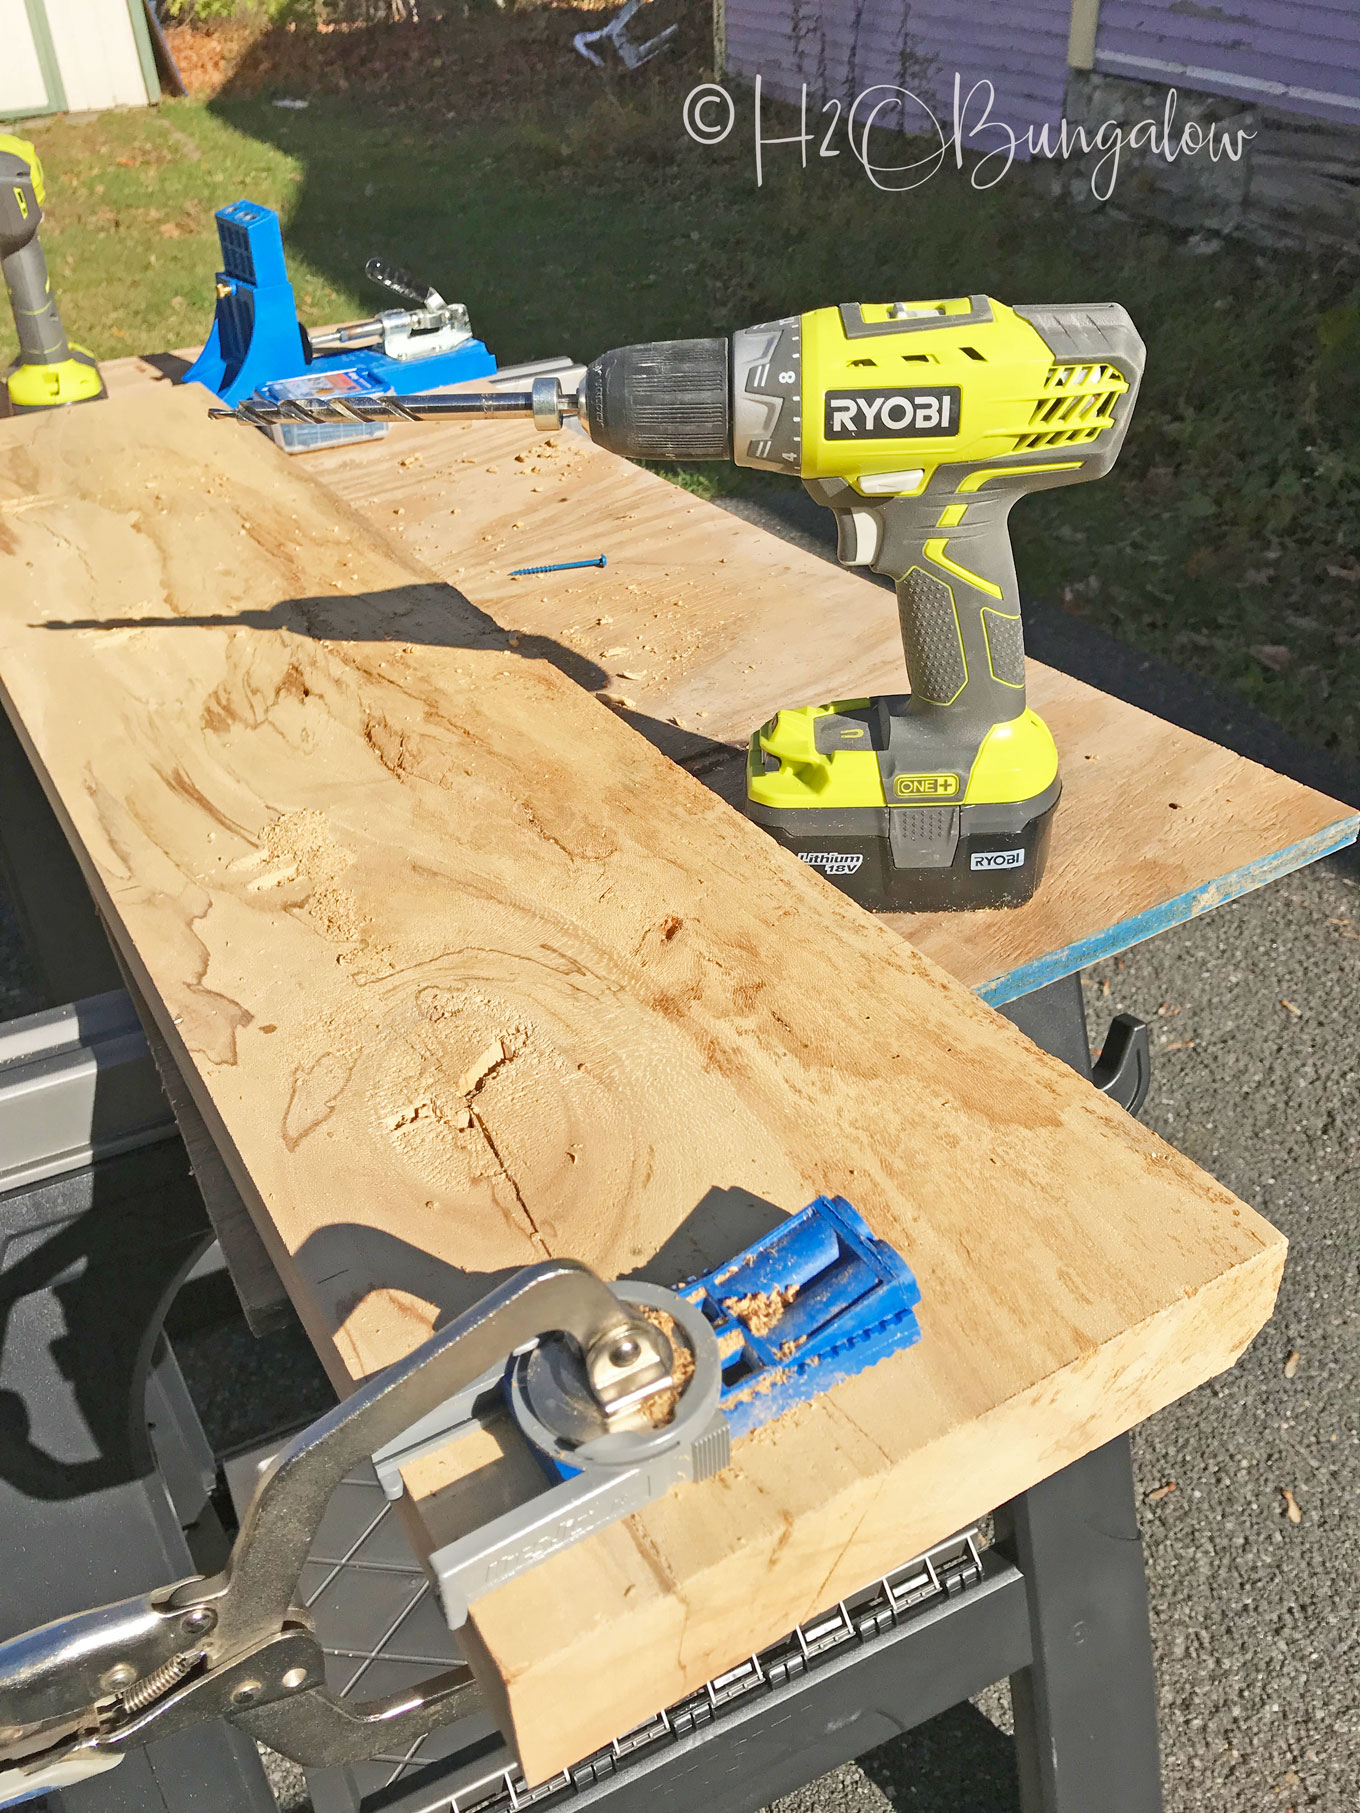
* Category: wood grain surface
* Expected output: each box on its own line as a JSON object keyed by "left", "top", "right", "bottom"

{"left": 0, "top": 385, "right": 1287, "bottom": 1780}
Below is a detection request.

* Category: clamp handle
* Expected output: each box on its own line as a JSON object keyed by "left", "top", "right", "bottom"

{"left": 0, "top": 1261, "right": 667, "bottom": 1788}
{"left": 365, "top": 256, "right": 441, "bottom": 311}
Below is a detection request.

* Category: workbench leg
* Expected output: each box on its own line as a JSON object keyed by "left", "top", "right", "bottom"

{"left": 995, "top": 1436, "right": 1163, "bottom": 1813}
{"left": 997, "top": 972, "right": 1151, "bottom": 1117}
{"left": 995, "top": 973, "right": 1091, "bottom": 1074}
{"left": 0, "top": 1142, "right": 278, "bottom": 1812}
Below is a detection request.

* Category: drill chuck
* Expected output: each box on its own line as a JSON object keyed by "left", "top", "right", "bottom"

{"left": 581, "top": 339, "right": 731, "bottom": 462}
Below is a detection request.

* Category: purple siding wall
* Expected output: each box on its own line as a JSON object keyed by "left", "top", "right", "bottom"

{"left": 723, "top": 0, "right": 1360, "bottom": 138}
{"left": 1093, "top": 0, "right": 1360, "bottom": 127}
{"left": 724, "top": 0, "right": 1075, "bottom": 145}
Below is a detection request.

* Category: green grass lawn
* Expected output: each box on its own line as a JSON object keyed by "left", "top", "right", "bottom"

{"left": 9, "top": 36, "right": 1359, "bottom": 755}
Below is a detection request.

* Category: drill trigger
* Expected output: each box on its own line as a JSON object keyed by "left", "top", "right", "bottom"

{"left": 836, "top": 508, "right": 883, "bottom": 567}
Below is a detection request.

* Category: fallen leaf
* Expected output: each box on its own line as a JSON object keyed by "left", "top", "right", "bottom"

{"left": 1250, "top": 644, "right": 1292, "bottom": 671}
{"left": 1284, "top": 1349, "right": 1301, "bottom": 1379}
{"left": 1280, "top": 998, "right": 1303, "bottom": 1018}
{"left": 1281, "top": 1487, "right": 1303, "bottom": 1524}
{"left": 1146, "top": 1481, "right": 1177, "bottom": 1502}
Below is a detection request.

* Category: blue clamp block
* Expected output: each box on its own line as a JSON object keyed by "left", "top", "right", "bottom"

{"left": 183, "top": 200, "right": 496, "bottom": 405}
{"left": 682, "top": 1194, "right": 922, "bottom": 1439}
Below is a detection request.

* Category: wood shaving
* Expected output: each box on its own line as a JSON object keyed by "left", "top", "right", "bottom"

{"left": 1284, "top": 1349, "right": 1301, "bottom": 1379}
{"left": 1146, "top": 1481, "right": 1177, "bottom": 1503}
{"left": 1281, "top": 1487, "right": 1303, "bottom": 1524}
{"left": 636, "top": 1306, "right": 694, "bottom": 1426}
{"left": 457, "top": 1037, "right": 507, "bottom": 1098}
{"left": 724, "top": 1362, "right": 798, "bottom": 1409}
{"left": 1280, "top": 998, "right": 1303, "bottom": 1018}
{"left": 725, "top": 1285, "right": 799, "bottom": 1338}
{"left": 387, "top": 1101, "right": 431, "bottom": 1131}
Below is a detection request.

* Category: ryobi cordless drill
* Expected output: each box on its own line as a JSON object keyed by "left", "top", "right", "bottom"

{"left": 216, "top": 294, "right": 1144, "bottom": 913}
{"left": 0, "top": 136, "right": 104, "bottom": 413}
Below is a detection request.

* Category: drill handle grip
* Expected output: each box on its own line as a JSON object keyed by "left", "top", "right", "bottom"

{"left": 881, "top": 488, "right": 1026, "bottom": 732}
{"left": 813, "top": 478, "right": 1029, "bottom": 739}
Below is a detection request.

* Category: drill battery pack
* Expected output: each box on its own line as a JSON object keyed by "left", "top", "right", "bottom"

{"left": 746, "top": 784, "right": 1060, "bottom": 913}
{"left": 745, "top": 696, "right": 1061, "bottom": 913}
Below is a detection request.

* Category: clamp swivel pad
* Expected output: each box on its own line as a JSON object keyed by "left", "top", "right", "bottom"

{"left": 510, "top": 1282, "right": 723, "bottom": 1464}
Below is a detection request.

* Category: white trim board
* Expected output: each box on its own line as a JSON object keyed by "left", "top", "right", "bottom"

{"left": 1097, "top": 50, "right": 1360, "bottom": 116}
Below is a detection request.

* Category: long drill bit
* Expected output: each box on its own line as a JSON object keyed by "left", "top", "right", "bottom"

{"left": 209, "top": 376, "right": 577, "bottom": 433}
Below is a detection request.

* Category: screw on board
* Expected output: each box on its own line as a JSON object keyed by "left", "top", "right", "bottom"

{"left": 508, "top": 556, "right": 608, "bottom": 577}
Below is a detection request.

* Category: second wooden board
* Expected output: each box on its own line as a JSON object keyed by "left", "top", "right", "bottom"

{"left": 299, "top": 410, "right": 1358, "bottom": 1001}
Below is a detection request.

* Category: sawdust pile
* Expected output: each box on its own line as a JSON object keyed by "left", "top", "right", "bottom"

{"left": 261, "top": 808, "right": 368, "bottom": 944}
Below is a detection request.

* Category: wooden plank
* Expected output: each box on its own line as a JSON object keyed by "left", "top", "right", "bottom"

{"left": 291, "top": 408, "right": 1357, "bottom": 1003}
{"left": 0, "top": 385, "right": 1286, "bottom": 1781}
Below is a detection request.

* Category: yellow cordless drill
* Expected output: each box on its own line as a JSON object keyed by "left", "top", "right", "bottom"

{"left": 217, "top": 294, "right": 1144, "bottom": 912}
{"left": 0, "top": 136, "right": 104, "bottom": 414}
